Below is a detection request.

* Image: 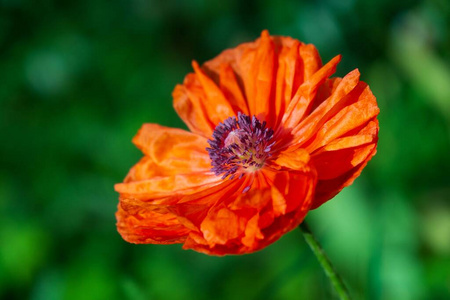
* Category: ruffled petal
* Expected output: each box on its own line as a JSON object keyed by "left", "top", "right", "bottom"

{"left": 297, "top": 81, "right": 379, "bottom": 208}
{"left": 115, "top": 172, "right": 220, "bottom": 201}
{"left": 310, "top": 119, "right": 378, "bottom": 208}
{"left": 172, "top": 76, "right": 216, "bottom": 137}
{"left": 273, "top": 39, "right": 302, "bottom": 127}
{"left": 273, "top": 147, "right": 311, "bottom": 171}
{"left": 281, "top": 55, "right": 342, "bottom": 132}
{"left": 218, "top": 63, "right": 249, "bottom": 115}
{"left": 287, "top": 69, "right": 361, "bottom": 149}
{"left": 191, "top": 61, "right": 237, "bottom": 121}
{"left": 115, "top": 123, "right": 222, "bottom": 201}
{"left": 115, "top": 177, "right": 237, "bottom": 245}
{"left": 116, "top": 202, "right": 190, "bottom": 244}
{"left": 180, "top": 31, "right": 328, "bottom": 131}
{"left": 304, "top": 82, "right": 379, "bottom": 153}
{"left": 168, "top": 178, "right": 241, "bottom": 231}
{"left": 181, "top": 166, "right": 316, "bottom": 255}
{"left": 200, "top": 205, "right": 247, "bottom": 246}
{"left": 277, "top": 66, "right": 379, "bottom": 209}
{"left": 241, "top": 214, "right": 264, "bottom": 248}
{"left": 299, "top": 43, "right": 322, "bottom": 81}
{"left": 312, "top": 146, "right": 377, "bottom": 209}
{"left": 245, "top": 30, "right": 276, "bottom": 123}
{"left": 131, "top": 123, "right": 210, "bottom": 174}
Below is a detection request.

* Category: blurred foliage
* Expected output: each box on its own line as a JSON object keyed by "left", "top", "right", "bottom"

{"left": 1, "top": 0, "right": 449, "bottom": 299}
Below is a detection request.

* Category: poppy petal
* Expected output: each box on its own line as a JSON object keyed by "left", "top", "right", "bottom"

{"left": 200, "top": 205, "right": 247, "bottom": 246}
{"left": 241, "top": 214, "right": 264, "bottom": 248}
{"left": 172, "top": 77, "right": 215, "bottom": 137}
{"left": 115, "top": 123, "right": 221, "bottom": 201}
{"left": 305, "top": 83, "right": 379, "bottom": 153}
{"left": 290, "top": 69, "right": 361, "bottom": 146}
{"left": 116, "top": 202, "right": 190, "bottom": 244}
{"left": 311, "top": 141, "right": 377, "bottom": 181}
{"left": 250, "top": 30, "right": 276, "bottom": 122}
{"left": 273, "top": 147, "right": 311, "bottom": 171}
{"left": 218, "top": 63, "right": 249, "bottom": 115}
{"left": 191, "top": 61, "right": 237, "bottom": 121}
{"left": 310, "top": 119, "right": 378, "bottom": 206}
{"left": 311, "top": 146, "right": 377, "bottom": 209}
{"left": 131, "top": 123, "right": 211, "bottom": 174}
{"left": 265, "top": 168, "right": 316, "bottom": 216}
{"left": 115, "top": 180, "right": 237, "bottom": 245}
{"left": 281, "top": 55, "right": 341, "bottom": 129}
{"left": 115, "top": 172, "right": 220, "bottom": 201}
{"left": 273, "top": 40, "right": 301, "bottom": 126}
{"left": 181, "top": 167, "right": 316, "bottom": 255}
{"left": 299, "top": 43, "right": 322, "bottom": 81}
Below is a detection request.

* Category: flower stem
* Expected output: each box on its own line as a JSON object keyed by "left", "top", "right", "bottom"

{"left": 299, "top": 221, "right": 351, "bottom": 300}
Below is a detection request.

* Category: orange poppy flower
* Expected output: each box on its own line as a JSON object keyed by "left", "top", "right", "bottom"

{"left": 115, "top": 30, "right": 379, "bottom": 255}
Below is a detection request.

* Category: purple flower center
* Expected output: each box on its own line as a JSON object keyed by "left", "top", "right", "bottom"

{"left": 207, "top": 112, "right": 275, "bottom": 180}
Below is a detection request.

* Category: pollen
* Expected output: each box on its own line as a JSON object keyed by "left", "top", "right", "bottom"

{"left": 206, "top": 112, "right": 275, "bottom": 180}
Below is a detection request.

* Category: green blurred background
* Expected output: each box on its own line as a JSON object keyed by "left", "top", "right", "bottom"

{"left": 1, "top": 0, "right": 449, "bottom": 299}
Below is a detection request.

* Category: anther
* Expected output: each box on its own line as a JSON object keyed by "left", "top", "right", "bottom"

{"left": 206, "top": 113, "right": 274, "bottom": 180}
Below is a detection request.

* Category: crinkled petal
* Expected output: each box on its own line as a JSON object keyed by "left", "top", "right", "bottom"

{"left": 289, "top": 69, "right": 361, "bottom": 146}
{"left": 116, "top": 178, "right": 238, "bottom": 245}
{"left": 310, "top": 119, "right": 378, "bottom": 208}
{"left": 115, "top": 172, "right": 220, "bottom": 201}
{"left": 312, "top": 146, "right": 377, "bottom": 209}
{"left": 299, "top": 43, "right": 322, "bottom": 81}
{"left": 115, "top": 123, "right": 222, "bottom": 201}
{"left": 166, "top": 178, "right": 241, "bottom": 230}
{"left": 200, "top": 205, "right": 247, "bottom": 246}
{"left": 281, "top": 55, "right": 341, "bottom": 129}
{"left": 116, "top": 202, "right": 190, "bottom": 244}
{"left": 273, "top": 39, "right": 301, "bottom": 127}
{"left": 182, "top": 166, "right": 316, "bottom": 255}
{"left": 172, "top": 77, "right": 215, "bottom": 137}
{"left": 131, "top": 123, "right": 211, "bottom": 174}
{"left": 273, "top": 147, "right": 311, "bottom": 171}
{"left": 179, "top": 31, "right": 328, "bottom": 132}
{"left": 304, "top": 82, "right": 379, "bottom": 153}
{"left": 241, "top": 214, "right": 264, "bottom": 248}
{"left": 246, "top": 30, "right": 276, "bottom": 123}
{"left": 191, "top": 61, "right": 237, "bottom": 121}
{"left": 218, "top": 63, "right": 249, "bottom": 115}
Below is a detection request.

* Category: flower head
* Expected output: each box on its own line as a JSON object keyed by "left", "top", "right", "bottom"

{"left": 115, "top": 30, "right": 379, "bottom": 255}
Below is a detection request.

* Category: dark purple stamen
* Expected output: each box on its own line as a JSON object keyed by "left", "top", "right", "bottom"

{"left": 206, "top": 112, "right": 274, "bottom": 180}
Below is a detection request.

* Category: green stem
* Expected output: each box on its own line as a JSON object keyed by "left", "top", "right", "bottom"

{"left": 299, "top": 221, "right": 351, "bottom": 300}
